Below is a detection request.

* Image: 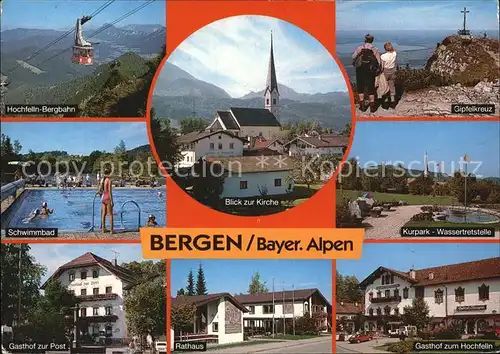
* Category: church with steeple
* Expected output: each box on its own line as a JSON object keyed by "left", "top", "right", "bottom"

{"left": 264, "top": 32, "right": 280, "bottom": 120}
{"left": 205, "top": 33, "right": 283, "bottom": 140}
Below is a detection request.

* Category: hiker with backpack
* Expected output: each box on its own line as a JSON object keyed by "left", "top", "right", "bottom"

{"left": 352, "top": 34, "right": 382, "bottom": 112}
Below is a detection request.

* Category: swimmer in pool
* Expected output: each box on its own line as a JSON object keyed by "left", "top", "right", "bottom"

{"left": 146, "top": 215, "right": 158, "bottom": 227}
{"left": 157, "top": 191, "right": 162, "bottom": 199}
{"left": 40, "top": 202, "right": 54, "bottom": 216}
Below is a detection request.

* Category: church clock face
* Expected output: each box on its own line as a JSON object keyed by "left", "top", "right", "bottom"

{"left": 148, "top": 15, "right": 354, "bottom": 217}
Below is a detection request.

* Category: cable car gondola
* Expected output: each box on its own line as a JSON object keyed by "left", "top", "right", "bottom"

{"left": 72, "top": 15, "right": 94, "bottom": 65}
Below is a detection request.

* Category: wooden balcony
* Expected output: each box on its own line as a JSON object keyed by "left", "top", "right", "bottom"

{"left": 370, "top": 296, "right": 401, "bottom": 303}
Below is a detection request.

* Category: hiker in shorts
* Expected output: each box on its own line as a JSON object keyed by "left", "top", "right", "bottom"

{"left": 352, "top": 34, "right": 382, "bottom": 113}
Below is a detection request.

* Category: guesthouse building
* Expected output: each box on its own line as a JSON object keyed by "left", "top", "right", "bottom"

{"left": 358, "top": 257, "right": 500, "bottom": 335}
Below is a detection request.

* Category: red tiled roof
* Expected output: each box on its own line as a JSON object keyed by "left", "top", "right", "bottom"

{"left": 234, "top": 288, "right": 331, "bottom": 307}
{"left": 172, "top": 293, "right": 249, "bottom": 312}
{"left": 41, "top": 252, "right": 137, "bottom": 289}
{"left": 336, "top": 302, "right": 363, "bottom": 314}
{"left": 359, "top": 257, "right": 500, "bottom": 288}
{"left": 250, "top": 138, "right": 283, "bottom": 150}
{"left": 412, "top": 257, "right": 500, "bottom": 286}
{"left": 285, "top": 134, "right": 348, "bottom": 148}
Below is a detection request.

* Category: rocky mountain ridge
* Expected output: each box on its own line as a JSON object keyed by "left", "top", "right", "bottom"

{"left": 359, "top": 35, "right": 500, "bottom": 117}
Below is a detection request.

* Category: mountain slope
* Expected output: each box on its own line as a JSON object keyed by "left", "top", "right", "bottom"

{"left": 151, "top": 62, "right": 352, "bottom": 129}
{"left": 154, "top": 62, "right": 231, "bottom": 99}
{"left": 1, "top": 25, "right": 165, "bottom": 88}
{"left": 241, "top": 83, "right": 349, "bottom": 104}
{"left": 5, "top": 50, "right": 164, "bottom": 117}
{"left": 357, "top": 35, "right": 500, "bottom": 117}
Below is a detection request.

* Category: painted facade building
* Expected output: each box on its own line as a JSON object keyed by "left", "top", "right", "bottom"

{"left": 171, "top": 293, "right": 248, "bottom": 345}
{"left": 234, "top": 288, "right": 331, "bottom": 333}
{"left": 41, "top": 253, "right": 137, "bottom": 343}
{"left": 359, "top": 257, "right": 500, "bottom": 335}
{"left": 176, "top": 131, "right": 245, "bottom": 168}
{"left": 284, "top": 134, "right": 348, "bottom": 158}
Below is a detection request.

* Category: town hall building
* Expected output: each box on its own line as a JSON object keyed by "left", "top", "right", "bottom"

{"left": 358, "top": 257, "right": 500, "bottom": 335}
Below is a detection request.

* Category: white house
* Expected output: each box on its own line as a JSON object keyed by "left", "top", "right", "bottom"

{"left": 284, "top": 134, "right": 348, "bottom": 157}
{"left": 205, "top": 155, "right": 294, "bottom": 199}
{"left": 358, "top": 257, "right": 500, "bottom": 335}
{"left": 234, "top": 288, "right": 331, "bottom": 333}
{"left": 41, "top": 252, "right": 137, "bottom": 344}
{"left": 171, "top": 293, "right": 248, "bottom": 345}
{"left": 204, "top": 35, "right": 282, "bottom": 141}
{"left": 246, "top": 137, "right": 284, "bottom": 155}
{"left": 176, "top": 130, "right": 245, "bottom": 168}
{"left": 336, "top": 302, "right": 363, "bottom": 334}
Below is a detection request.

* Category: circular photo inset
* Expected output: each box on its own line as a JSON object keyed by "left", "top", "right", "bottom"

{"left": 150, "top": 15, "right": 353, "bottom": 216}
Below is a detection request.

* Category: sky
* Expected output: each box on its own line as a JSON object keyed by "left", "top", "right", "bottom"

{"left": 336, "top": 0, "right": 499, "bottom": 31}
{"left": 28, "top": 244, "right": 146, "bottom": 284}
{"left": 1, "top": 122, "right": 149, "bottom": 155}
{"left": 1, "top": 0, "right": 165, "bottom": 29}
{"left": 164, "top": 15, "right": 347, "bottom": 98}
{"left": 337, "top": 244, "right": 500, "bottom": 281}
{"left": 349, "top": 122, "right": 500, "bottom": 178}
{"left": 171, "top": 260, "right": 332, "bottom": 302}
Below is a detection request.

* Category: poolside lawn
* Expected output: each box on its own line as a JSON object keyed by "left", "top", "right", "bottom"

{"left": 405, "top": 220, "right": 500, "bottom": 231}
{"left": 337, "top": 190, "right": 457, "bottom": 206}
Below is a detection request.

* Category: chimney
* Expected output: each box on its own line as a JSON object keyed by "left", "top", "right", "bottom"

{"left": 409, "top": 269, "right": 416, "bottom": 279}
{"left": 428, "top": 272, "right": 434, "bottom": 280}
{"left": 113, "top": 257, "right": 118, "bottom": 266}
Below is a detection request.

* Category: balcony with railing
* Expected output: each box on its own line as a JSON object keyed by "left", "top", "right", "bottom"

{"left": 370, "top": 295, "right": 401, "bottom": 304}
{"left": 77, "top": 293, "right": 119, "bottom": 302}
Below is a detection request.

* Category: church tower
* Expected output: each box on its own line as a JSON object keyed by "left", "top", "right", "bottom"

{"left": 264, "top": 32, "right": 279, "bottom": 120}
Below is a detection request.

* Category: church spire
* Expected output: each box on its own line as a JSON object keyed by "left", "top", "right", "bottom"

{"left": 265, "top": 31, "right": 279, "bottom": 95}
{"left": 264, "top": 31, "right": 280, "bottom": 120}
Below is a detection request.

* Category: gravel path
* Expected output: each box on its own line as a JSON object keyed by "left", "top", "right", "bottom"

{"left": 365, "top": 205, "right": 423, "bottom": 239}
{"left": 364, "top": 205, "right": 500, "bottom": 240}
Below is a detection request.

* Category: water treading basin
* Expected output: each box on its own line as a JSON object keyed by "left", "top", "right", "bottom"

{"left": 445, "top": 209, "right": 500, "bottom": 224}
{"left": 3, "top": 188, "right": 166, "bottom": 232}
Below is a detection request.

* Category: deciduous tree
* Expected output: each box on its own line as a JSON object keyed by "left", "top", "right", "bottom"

{"left": 248, "top": 273, "right": 268, "bottom": 294}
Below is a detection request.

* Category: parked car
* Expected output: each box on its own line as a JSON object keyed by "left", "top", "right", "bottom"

{"left": 155, "top": 340, "right": 167, "bottom": 354}
{"left": 349, "top": 333, "right": 373, "bottom": 343}
{"left": 399, "top": 325, "right": 418, "bottom": 338}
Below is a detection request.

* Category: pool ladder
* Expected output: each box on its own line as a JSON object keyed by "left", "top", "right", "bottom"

{"left": 89, "top": 193, "right": 142, "bottom": 232}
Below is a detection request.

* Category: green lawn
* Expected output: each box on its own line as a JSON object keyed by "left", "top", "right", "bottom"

{"left": 337, "top": 190, "right": 457, "bottom": 206}
{"left": 272, "top": 334, "right": 320, "bottom": 340}
{"left": 405, "top": 220, "right": 500, "bottom": 231}
{"left": 291, "top": 183, "right": 323, "bottom": 206}
{"left": 203, "top": 339, "right": 284, "bottom": 351}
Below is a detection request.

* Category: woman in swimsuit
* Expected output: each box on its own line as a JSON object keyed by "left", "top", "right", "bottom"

{"left": 100, "top": 168, "right": 114, "bottom": 233}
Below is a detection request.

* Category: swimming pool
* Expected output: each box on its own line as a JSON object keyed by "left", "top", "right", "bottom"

{"left": 2, "top": 188, "right": 166, "bottom": 232}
